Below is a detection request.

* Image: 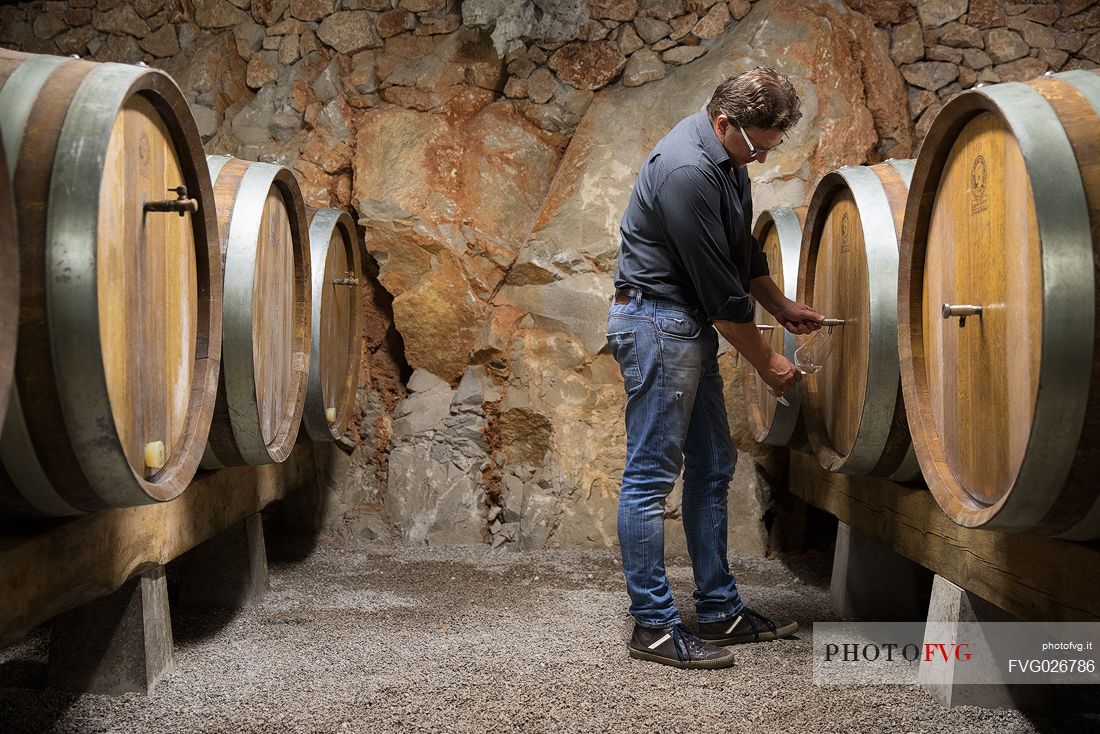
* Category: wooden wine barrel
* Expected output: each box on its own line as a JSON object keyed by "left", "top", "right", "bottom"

{"left": 898, "top": 69, "right": 1100, "bottom": 538}
{"left": 797, "top": 159, "right": 919, "bottom": 480}
{"left": 0, "top": 129, "right": 16, "bottom": 426}
{"left": 202, "top": 155, "right": 311, "bottom": 468}
{"left": 0, "top": 50, "right": 222, "bottom": 515}
{"left": 302, "top": 207, "right": 364, "bottom": 441}
{"left": 744, "top": 207, "right": 805, "bottom": 446}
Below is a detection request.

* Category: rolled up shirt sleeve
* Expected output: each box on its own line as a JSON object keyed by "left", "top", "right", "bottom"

{"left": 653, "top": 165, "right": 755, "bottom": 323}
{"left": 749, "top": 237, "right": 770, "bottom": 281}
{"left": 742, "top": 176, "right": 770, "bottom": 281}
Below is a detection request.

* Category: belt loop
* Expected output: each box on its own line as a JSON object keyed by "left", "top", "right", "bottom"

{"left": 633, "top": 288, "right": 642, "bottom": 305}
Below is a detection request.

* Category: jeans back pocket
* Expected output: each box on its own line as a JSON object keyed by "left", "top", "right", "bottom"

{"left": 655, "top": 310, "right": 701, "bottom": 339}
{"left": 607, "top": 330, "right": 642, "bottom": 391}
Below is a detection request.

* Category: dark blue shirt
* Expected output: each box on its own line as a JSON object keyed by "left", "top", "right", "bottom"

{"left": 615, "top": 110, "right": 769, "bottom": 323}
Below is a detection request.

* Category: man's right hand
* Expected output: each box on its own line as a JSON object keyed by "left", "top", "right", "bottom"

{"left": 761, "top": 351, "right": 801, "bottom": 397}
{"left": 713, "top": 319, "right": 802, "bottom": 398}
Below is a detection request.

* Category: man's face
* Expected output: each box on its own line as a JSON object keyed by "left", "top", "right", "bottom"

{"left": 713, "top": 114, "right": 784, "bottom": 168}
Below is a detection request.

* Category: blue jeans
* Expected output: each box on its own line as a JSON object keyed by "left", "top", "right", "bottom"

{"left": 607, "top": 291, "right": 744, "bottom": 628}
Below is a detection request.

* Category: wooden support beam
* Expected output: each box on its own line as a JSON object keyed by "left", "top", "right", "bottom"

{"left": 789, "top": 450, "right": 1100, "bottom": 623}
{"left": 0, "top": 445, "right": 315, "bottom": 649}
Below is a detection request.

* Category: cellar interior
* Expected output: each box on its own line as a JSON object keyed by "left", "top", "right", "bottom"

{"left": 1, "top": 1, "right": 1099, "bottom": 732}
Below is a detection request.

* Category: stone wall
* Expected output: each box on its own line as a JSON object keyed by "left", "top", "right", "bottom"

{"left": 0, "top": 1, "right": 1095, "bottom": 553}
{"left": 866, "top": 0, "right": 1100, "bottom": 137}
{"left": 5, "top": 1, "right": 1092, "bottom": 149}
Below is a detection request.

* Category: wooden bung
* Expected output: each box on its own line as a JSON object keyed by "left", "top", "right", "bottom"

{"left": 201, "top": 155, "right": 311, "bottom": 469}
{"left": 898, "top": 69, "right": 1100, "bottom": 538}
{"left": 0, "top": 50, "right": 222, "bottom": 515}
{"left": 744, "top": 206, "right": 806, "bottom": 447}
{"left": 797, "top": 160, "right": 920, "bottom": 481}
{"left": 302, "top": 207, "right": 364, "bottom": 442}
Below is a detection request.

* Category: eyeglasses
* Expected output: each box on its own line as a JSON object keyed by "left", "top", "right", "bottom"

{"left": 738, "top": 126, "right": 783, "bottom": 159}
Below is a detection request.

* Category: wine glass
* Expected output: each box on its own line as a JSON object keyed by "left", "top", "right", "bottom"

{"left": 794, "top": 327, "right": 835, "bottom": 374}
{"left": 765, "top": 320, "right": 843, "bottom": 406}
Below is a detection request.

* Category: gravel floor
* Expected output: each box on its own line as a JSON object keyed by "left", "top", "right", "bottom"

{"left": 0, "top": 541, "right": 1096, "bottom": 734}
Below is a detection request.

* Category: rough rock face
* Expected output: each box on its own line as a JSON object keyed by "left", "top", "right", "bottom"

{"left": 160, "top": 33, "right": 254, "bottom": 147}
{"left": 548, "top": 40, "right": 628, "bottom": 90}
{"left": 352, "top": 100, "right": 565, "bottom": 383}
{"left": 1, "top": 0, "right": 1092, "bottom": 552}
{"left": 385, "top": 369, "right": 487, "bottom": 544}
{"left": 348, "top": 90, "right": 568, "bottom": 543}
{"left": 3, "top": 0, "right": 1087, "bottom": 157}
{"left": 463, "top": 0, "right": 590, "bottom": 54}
{"left": 523, "top": 0, "right": 910, "bottom": 277}
{"left": 378, "top": 0, "right": 912, "bottom": 550}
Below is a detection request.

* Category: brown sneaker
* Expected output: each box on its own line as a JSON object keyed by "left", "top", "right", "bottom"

{"left": 697, "top": 607, "right": 799, "bottom": 645}
{"left": 627, "top": 622, "right": 736, "bottom": 669}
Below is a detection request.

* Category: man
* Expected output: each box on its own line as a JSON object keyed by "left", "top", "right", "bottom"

{"left": 607, "top": 67, "right": 823, "bottom": 669}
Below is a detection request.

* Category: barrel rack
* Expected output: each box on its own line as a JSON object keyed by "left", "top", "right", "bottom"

{"left": 0, "top": 444, "right": 315, "bottom": 652}
{"left": 789, "top": 449, "right": 1100, "bottom": 623}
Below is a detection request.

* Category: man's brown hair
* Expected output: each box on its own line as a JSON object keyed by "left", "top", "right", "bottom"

{"left": 706, "top": 66, "right": 802, "bottom": 132}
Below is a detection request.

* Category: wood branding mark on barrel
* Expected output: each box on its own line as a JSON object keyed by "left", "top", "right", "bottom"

{"left": 969, "top": 154, "right": 989, "bottom": 215}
